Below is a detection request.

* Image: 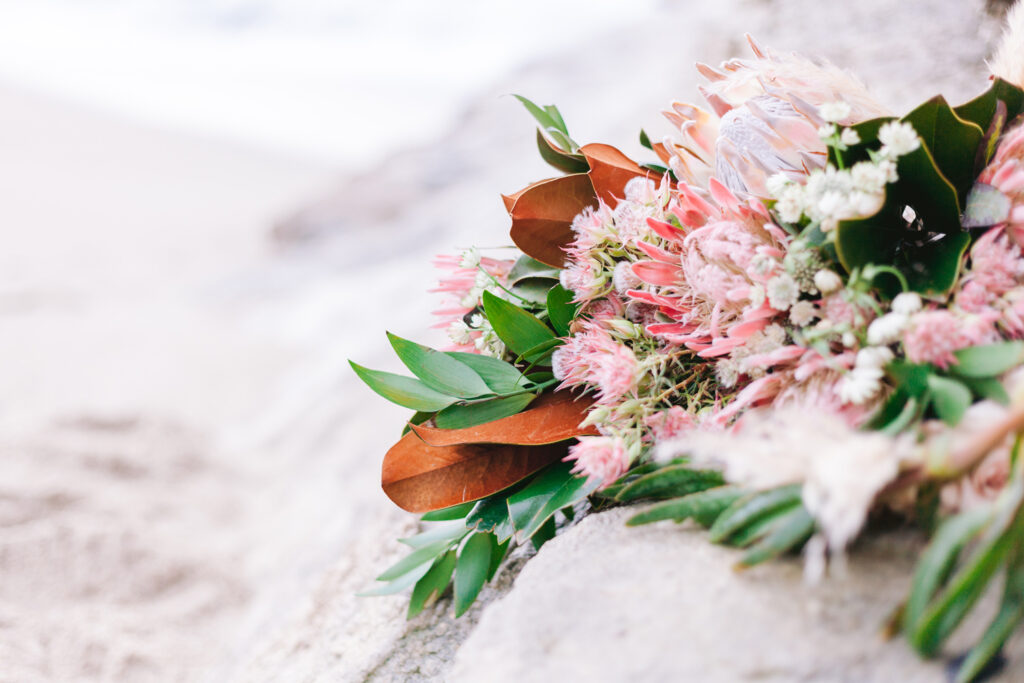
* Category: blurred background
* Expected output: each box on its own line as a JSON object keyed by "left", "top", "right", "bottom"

{"left": 0, "top": 1, "right": 1014, "bottom": 681}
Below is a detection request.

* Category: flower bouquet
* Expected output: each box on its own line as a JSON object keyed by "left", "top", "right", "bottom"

{"left": 353, "top": 8, "right": 1024, "bottom": 680}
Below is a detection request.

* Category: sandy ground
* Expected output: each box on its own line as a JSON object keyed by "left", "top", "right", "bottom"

{"left": 0, "top": 1, "right": 1014, "bottom": 681}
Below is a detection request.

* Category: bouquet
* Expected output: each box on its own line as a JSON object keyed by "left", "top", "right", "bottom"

{"left": 353, "top": 8, "right": 1024, "bottom": 680}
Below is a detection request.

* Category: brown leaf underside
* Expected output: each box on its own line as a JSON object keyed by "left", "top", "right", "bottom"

{"left": 580, "top": 142, "right": 654, "bottom": 205}
{"left": 383, "top": 392, "right": 598, "bottom": 513}
{"left": 506, "top": 173, "right": 596, "bottom": 268}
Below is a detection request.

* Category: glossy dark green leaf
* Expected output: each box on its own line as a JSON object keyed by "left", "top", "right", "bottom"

{"left": 487, "top": 535, "right": 509, "bottom": 581}
{"left": 467, "top": 495, "right": 513, "bottom": 535}
{"left": 615, "top": 465, "right": 726, "bottom": 502}
{"left": 736, "top": 505, "right": 815, "bottom": 568}
{"left": 433, "top": 393, "right": 537, "bottom": 430}
{"left": 639, "top": 129, "right": 654, "bottom": 150}
{"left": 444, "top": 352, "right": 528, "bottom": 395}
{"left": 387, "top": 332, "right": 491, "bottom": 399}
{"left": 511, "top": 278, "right": 557, "bottom": 305}
{"left": 402, "top": 411, "right": 434, "bottom": 436}
{"left": 420, "top": 501, "right": 476, "bottom": 522}
{"left": 954, "top": 78, "right": 1024, "bottom": 139}
{"left": 350, "top": 361, "right": 455, "bottom": 412}
{"left": 708, "top": 484, "right": 803, "bottom": 544}
{"left": 508, "top": 254, "right": 562, "bottom": 284}
{"left": 546, "top": 284, "right": 578, "bottom": 338}
{"left": 507, "top": 461, "right": 599, "bottom": 541}
{"left": 482, "top": 291, "right": 556, "bottom": 359}
{"left": 531, "top": 516, "right": 557, "bottom": 551}
{"left": 454, "top": 533, "right": 493, "bottom": 617}
{"left": 887, "top": 362, "right": 933, "bottom": 397}
{"left": 626, "top": 486, "right": 745, "bottom": 527}
{"left": 902, "top": 95, "right": 983, "bottom": 201}
{"left": 408, "top": 550, "right": 456, "bottom": 619}
{"left": 927, "top": 374, "right": 972, "bottom": 426}
{"left": 950, "top": 341, "right": 1024, "bottom": 379}
{"left": 879, "top": 395, "right": 922, "bottom": 436}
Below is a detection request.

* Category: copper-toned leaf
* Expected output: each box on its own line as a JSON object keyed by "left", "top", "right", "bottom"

{"left": 506, "top": 174, "right": 597, "bottom": 268}
{"left": 652, "top": 141, "right": 671, "bottom": 165}
{"left": 580, "top": 143, "right": 653, "bottom": 204}
{"left": 382, "top": 392, "right": 597, "bottom": 513}
{"left": 411, "top": 391, "right": 594, "bottom": 446}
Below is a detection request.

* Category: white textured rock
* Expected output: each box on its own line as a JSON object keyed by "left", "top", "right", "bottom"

{"left": 452, "top": 508, "right": 1024, "bottom": 682}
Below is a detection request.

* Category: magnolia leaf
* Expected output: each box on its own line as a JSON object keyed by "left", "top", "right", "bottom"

{"left": 580, "top": 142, "right": 654, "bottom": 205}
{"left": 433, "top": 393, "right": 537, "bottom": 430}
{"left": 408, "top": 550, "right": 457, "bottom": 619}
{"left": 410, "top": 391, "right": 595, "bottom": 448}
{"left": 444, "top": 352, "right": 527, "bottom": 395}
{"left": 954, "top": 78, "right": 1024, "bottom": 140}
{"left": 505, "top": 174, "right": 597, "bottom": 268}
{"left": 536, "top": 129, "right": 589, "bottom": 174}
{"left": 614, "top": 465, "right": 725, "bottom": 502}
{"left": 482, "top": 291, "right": 557, "bottom": 359}
{"left": 350, "top": 361, "right": 455, "bottom": 412}
{"left": 902, "top": 95, "right": 983, "bottom": 201}
{"left": 467, "top": 495, "right": 514, "bottom": 537}
{"left": 387, "top": 333, "right": 491, "bottom": 399}
{"left": 384, "top": 392, "right": 595, "bottom": 513}
{"left": 508, "top": 254, "right": 562, "bottom": 284}
{"left": 626, "top": 486, "right": 745, "bottom": 527}
{"left": 454, "top": 533, "right": 493, "bottom": 617}
{"left": 420, "top": 501, "right": 476, "bottom": 522}
{"left": 950, "top": 341, "right": 1024, "bottom": 379}
{"left": 546, "top": 284, "right": 577, "bottom": 338}
{"left": 927, "top": 374, "right": 972, "bottom": 426}
{"left": 708, "top": 484, "right": 803, "bottom": 544}
{"left": 507, "top": 461, "right": 599, "bottom": 541}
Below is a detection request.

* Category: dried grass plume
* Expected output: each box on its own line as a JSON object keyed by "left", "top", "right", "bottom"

{"left": 991, "top": 0, "right": 1024, "bottom": 88}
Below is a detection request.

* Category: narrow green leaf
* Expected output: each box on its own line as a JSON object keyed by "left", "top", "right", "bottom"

{"left": 407, "top": 550, "right": 456, "bottom": 619}
{"left": 536, "top": 129, "right": 589, "bottom": 174}
{"left": 387, "top": 332, "right": 491, "bottom": 398}
{"left": 960, "top": 376, "right": 1011, "bottom": 406}
{"left": 513, "top": 94, "right": 556, "bottom": 133}
{"left": 547, "top": 284, "right": 578, "bottom": 337}
{"left": 878, "top": 395, "right": 921, "bottom": 436}
{"left": 454, "top": 533, "right": 493, "bottom": 617}
{"left": 358, "top": 561, "right": 433, "bottom": 596}
{"left": 639, "top": 129, "right": 653, "bottom": 150}
{"left": 927, "top": 374, "right": 972, "bottom": 426}
{"left": 376, "top": 540, "right": 452, "bottom": 582}
{"left": 433, "top": 393, "right": 537, "bottom": 430}
{"left": 615, "top": 466, "right": 726, "bottom": 502}
{"left": 951, "top": 341, "right": 1024, "bottom": 379}
{"left": 482, "top": 291, "right": 556, "bottom": 359}
{"left": 736, "top": 505, "right": 815, "bottom": 568}
{"left": 444, "top": 352, "right": 527, "bottom": 394}
{"left": 487, "top": 535, "right": 509, "bottom": 581}
{"left": 420, "top": 501, "right": 476, "bottom": 522}
{"left": 954, "top": 597, "right": 1024, "bottom": 683}
{"left": 399, "top": 520, "right": 469, "bottom": 549}
{"left": 708, "top": 484, "right": 803, "bottom": 544}
{"left": 350, "top": 361, "right": 455, "bottom": 412}
{"left": 543, "top": 104, "right": 569, "bottom": 137}
{"left": 531, "top": 516, "right": 557, "bottom": 551}
{"left": 626, "top": 486, "right": 745, "bottom": 527}
{"left": 402, "top": 410, "right": 434, "bottom": 436}
{"left": 467, "top": 496, "right": 512, "bottom": 534}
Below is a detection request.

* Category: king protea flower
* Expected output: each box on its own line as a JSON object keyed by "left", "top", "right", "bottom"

{"left": 966, "top": 124, "right": 1024, "bottom": 245}
{"left": 663, "top": 35, "right": 888, "bottom": 197}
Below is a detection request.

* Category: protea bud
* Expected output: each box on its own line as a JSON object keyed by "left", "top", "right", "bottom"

{"left": 663, "top": 35, "right": 888, "bottom": 197}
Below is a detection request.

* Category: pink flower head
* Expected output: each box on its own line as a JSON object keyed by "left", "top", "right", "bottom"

{"left": 962, "top": 226, "right": 1023, "bottom": 298}
{"left": 975, "top": 124, "right": 1024, "bottom": 244}
{"left": 902, "top": 310, "right": 971, "bottom": 369}
{"left": 592, "top": 344, "right": 639, "bottom": 403}
{"left": 565, "top": 436, "right": 630, "bottom": 487}
{"left": 645, "top": 406, "right": 696, "bottom": 441}
{"left": 551, "top": 319, "right": 637, "bottom": 403}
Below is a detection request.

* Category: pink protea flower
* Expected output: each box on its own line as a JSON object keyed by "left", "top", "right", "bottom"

{"left": 591, "top": 344, "right": 639, "bottom": 404}
{"left": 967, "top": 124, "right": 1024, "bottom": 244}
{"left": 552, "top": 319, "right": 638, "bottom": 404}
{"left": 645, "top": 406, "right": 695, "bottom": 441}
{"left": 960, "top": 226, "right": 1024, "bottom": 298}
{"left": 430, "top": 252, "right": 514, "bottom": 351}
{"left": 902, "top": 310, "right": 972, "bottom": 369}
{"left": 565, "top": 436, "right": 630, "bottom": 487}
{"left": 663, "top": 35, "right": 887, "bottom": 196}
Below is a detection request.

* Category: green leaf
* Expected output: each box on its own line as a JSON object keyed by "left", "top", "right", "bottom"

{"left": 402, "top": 410, "right": 434, "bottom": 436}
{"left": 904, "top": 507, "right": 992, "bottom": 639}
{"left": 951, "top": 341, "right": 1024, "bottom": 379}
{"left": 487, "top": 534, "right": 509, "bottom": 581}
{"left": 614, "top": 465, "right": 726, "bottom": 502}
{"left": 433, "top": 393, "right": 537, "bottom": 430}
{"left": 954, "top": 595, "right": 1024, "bottom": 682}
{"left": 507, "top": 461, "right": 599, "bottom": 541}
{"left": 927, "top": 374, "right": 972, "bottom": 426}
{"left": 358, "top": 561, "right": 434, "bottom": 596}
{"left": 903, "top": 95, "right": 983, "bottom": 202}
{"left": 954, "top": 78, "right": 1024, "bottom": 140}
{"left": 482, "top": 291, "right": 556, "bottom": 359}
{"left": 530, "top": 516, "right": 557, "bottom": 551}
{"left": 408, "top": 550, "right": 456, "bottom": 619}
{"left": 961, "top": 376, "right": 1010, "bottom": 406}
{"left": 399, "top": 520, "right": 469, "bottom": 549}
{"left": 544, "top": 104, "right": 569, "bottom": 136}
{"left": 454, "top": 533, "right": 493, "bottom": 617}
{"left": 420, "top": 501, "right": 476, "bottom": 522}
{"left": 879, "top": 395, "right": 922, "bottom": 436}
{"left": 639, "top": 129, "right": 653, "bottom": 150}
{"left": 736, "top": 505, "right": 815, "bottom": 568}
{"left": 515, "top": 338, "right": 561, "bottom": 367}
{"left": 708, "top": 484, "right": 803, "bottom": 544}
{"left": 511, "top": 278, "right": 557, "bottom": 305}
{"left": 887, "top": 362, "right": 934, "bottom": 397}
{"left": 546, "top": 285, "right": 578, "bottom": 337}
{"left": 376, "top": 540, "right": 452, "bottom": 582}
{"left": 350, "top": 361, "right": 455, "bottom": 412}
{"left": 508, "top": 254, "right": 562, "bottom": 284}
{"left": 444, "top": 352, "right": 527, "bottom": 395}
{"left": 387, "top": 332, "right": 491, "bottom": 399}
{"left": 536, "top": 129, "right": 589, "bottom": 174}
{"left": 626, "top": 486, "right": 745, "bottom": 527}
{"left": 468, "top": 496, "right": 513, "bottom": 537}
{"left": 513, "top": 95, "right": 578, "bottom": 151}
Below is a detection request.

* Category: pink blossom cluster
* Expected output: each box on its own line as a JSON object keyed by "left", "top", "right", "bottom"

{"left": 431, "top": 252, "right": 514, "bottom": 354}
